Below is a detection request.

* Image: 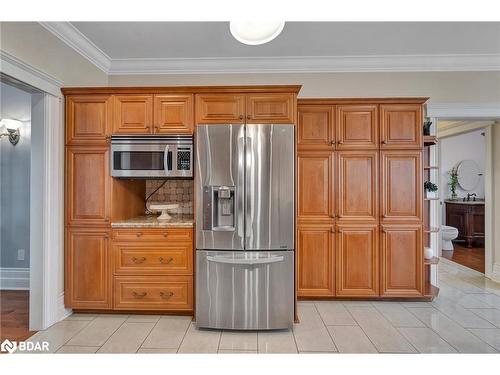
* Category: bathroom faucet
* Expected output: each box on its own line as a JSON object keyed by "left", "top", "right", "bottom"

{"left": 466, "top": 193, "right": 476, "bottom": 201}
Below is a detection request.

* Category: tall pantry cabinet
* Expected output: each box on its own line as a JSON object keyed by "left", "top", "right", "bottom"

{"left": 296, "top": 99, "right": 428, "bottom": 299}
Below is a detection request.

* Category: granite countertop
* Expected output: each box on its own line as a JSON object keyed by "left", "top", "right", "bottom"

{"left": 444, "top": 199, "right": 485, "bottom": 205}
{"left": 111, "top": 214, "right": 194, "bottom": 228}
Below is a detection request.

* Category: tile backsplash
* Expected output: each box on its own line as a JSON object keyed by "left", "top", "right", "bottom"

{"left": 145, "top": 180, "right": 193, "bottom": 214}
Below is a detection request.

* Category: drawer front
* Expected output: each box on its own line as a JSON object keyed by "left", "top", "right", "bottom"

{"left": 114, "top": 276, "right": 193, "bottom": 311}
{"left": 113, "top": 243, "right": 193, "bottom": 275}
{"left": 112, "top": 228, "right": 193, "bottom": 242}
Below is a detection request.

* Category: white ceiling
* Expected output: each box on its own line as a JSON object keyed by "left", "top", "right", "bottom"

{"left": 39, "top": 22, "right": 500, "bottom": 74}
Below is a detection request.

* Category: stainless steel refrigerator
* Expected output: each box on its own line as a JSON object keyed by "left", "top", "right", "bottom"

{"left": 195, "top": 124, "right": 295, "bottom": 330}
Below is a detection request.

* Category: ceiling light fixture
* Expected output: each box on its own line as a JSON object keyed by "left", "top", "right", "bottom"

{"left": 229, "top": 21, "right": 285, "bottom": 45}
{"left": 0, "top": 119, "right": 22, "bottom": 146}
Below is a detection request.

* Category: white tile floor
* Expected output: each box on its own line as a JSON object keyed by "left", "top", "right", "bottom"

{"left": 23, "top": 258, "right": 500, "bottom": 354}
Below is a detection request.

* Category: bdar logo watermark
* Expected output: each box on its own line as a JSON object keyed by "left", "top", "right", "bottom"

{"left": 1, "top": 339, "right": 49, "bottom": 353}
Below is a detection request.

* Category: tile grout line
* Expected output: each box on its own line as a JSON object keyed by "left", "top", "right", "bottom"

{"left": 176, "top": 319, "right": 193, "bottom": 353}
{"left": 135, "top": 318, "right": 161, "bottom": 353}
{"left": 55, "top": 319, "right": 94, "bottom": 352}
{"left": 93, "top": 317, "right": 129, "bottom": 352}
{"left": 339, "top": 301, "right": 381, "bottom": 353}
{"left": 312, "top": 302, "right": 338, "bottom": 353}
{"left": 464, "top": 327, "right": 500, "bottom": 353}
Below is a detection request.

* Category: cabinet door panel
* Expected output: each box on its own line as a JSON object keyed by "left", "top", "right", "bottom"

{"left": 336, "top": 224, "right": 379, "bottom": 296}
{"left": 66, "top": 147, "right": 110, "bottom": 226}
{"left": 336, "top": 105, "right": 378, "bottom": 149}
{"left": 297, "top": 151, "right": 334, "bottom": 222}
{"left": 66, "top": 95, "right": 112, "bottom": 145}
{"left": 195, "top": 94, "right": 245, "bottom": 124}
{"left": 297, "top": 105, "right": 335, "bottom": 149}
{"left": 380, "top": 104, "right": 422, "bottom": 149}
{"left": 381, "top": 151, "right": 422, "bottom": 222}
{"left": 381, "top": 225, "right": 423, "bottom": 296}
{"left": 246, "top": 93, "right": 295, "bottom": 123}
{"left": 153, "top": 94, "right": 193, "bottom": 134}
{"left": 337, "top": 151, "right": 378, "bottom": 222}
{"left": 113, "top": 95, "right": 153, "bottom": 134}
{"left": 65, "top": 228, "right": 111, "bottom": 309}
{"left": 297, "top": 225, "right": 335, "bottom": 297}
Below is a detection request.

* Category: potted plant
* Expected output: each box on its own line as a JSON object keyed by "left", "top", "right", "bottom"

{"left": 424, "top": 181, "right": 438, "bottom": 198}
{"left": 448, "top": 167, "right": 459, "bottom": 200}
{"left": 423, "top": 120, "right": 432, "bottom": 136}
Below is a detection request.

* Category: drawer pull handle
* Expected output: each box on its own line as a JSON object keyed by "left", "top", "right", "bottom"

{"left": 136, "top": 232, "right": 143, "bottom": 237}
{"left": 159, "top": 257, "right": 174, "bottom": 264}
{"left": 160, "top": 291, "right": 174, "bottom": 299}
{"left": 132, "top": 291, "right": 147, "bottom": 298}
{"left": 132, "top": 257, "right": 146, "bottom": 264}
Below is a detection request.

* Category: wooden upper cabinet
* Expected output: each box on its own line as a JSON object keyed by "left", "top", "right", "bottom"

{"left": 297, "top": 105, "right": 335, "bottom": 149}
{"left": 336, "top": 224, "right": 379, "bottom": 297}
{"left": 381, "top": 150, "right": 423, "bottom": 222}
{"left": 66, "top": 95, "right": 112, "bottom": 145}
{"left": 297, "top": 151, "right": 334, "bottom": 222}
{"left": 297, "top": 224, "right": 335, "bottom": 297}
{"left": 336, "top": 104, "right": 378, "bottom": 149}
{"left": 337, "top": 151, "right": 378, "bottom": 222}
{"left": 380, "top": 104, "right": 423, "bottom": 149}
{"left": 66, "top": 146, "right": 110, "bottom": 226}
{"left": 113, "top": 95, "right": 153, "bottom": 134}
{"left": 246, "top": 93, "right": 295, "bottom": 123}
{"left": 380, "top": 224, "right": 423, "bottom": 297}
{"left": 195, "top": 94, "right": 245, "bottom": 124}
{"left": 153, "top": 94, "right": 194, "bottom": 134}
{"left": 65, "top": 227, "right": 112, "bottom": 309}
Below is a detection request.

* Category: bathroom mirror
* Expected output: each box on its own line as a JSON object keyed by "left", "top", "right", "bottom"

{"left": 457, "top": 159, "right": 481, "bottom": 191}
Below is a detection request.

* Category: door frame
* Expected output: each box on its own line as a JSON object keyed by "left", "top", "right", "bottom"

{"left": 1, "top": 51, "right": 70, "bottom": 330}
{"left": 427, "top": 102, "right": 500, "bottom": 282}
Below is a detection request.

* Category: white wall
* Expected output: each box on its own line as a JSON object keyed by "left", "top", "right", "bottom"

{"left": 440, "top": 129, "right": 486, "bottom": 203}
{"left": 0, "top": 82, "right": 31, "bottom": 269}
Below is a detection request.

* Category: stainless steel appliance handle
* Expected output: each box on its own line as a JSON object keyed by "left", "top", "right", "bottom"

{"left": 245, "top": 134, "right": 252, "bottom": 241}
{"left": 237, "top": 136, "right": 245, "bottom": 240}
{"left": 206, "top": 255, "right": 284, "bottom": 265}
{"left": 164, "top": 145, "right": 170, "bottom": 172}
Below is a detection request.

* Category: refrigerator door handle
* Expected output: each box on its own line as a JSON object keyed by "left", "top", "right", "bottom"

{"left": 237, "top": 136, "right": 245, "bottom": 240}
{"left": 206, "top": 255, "right": 284, "bottom": 265}
{"left": 245, "top": 134, "right": 253, "bottom": 241}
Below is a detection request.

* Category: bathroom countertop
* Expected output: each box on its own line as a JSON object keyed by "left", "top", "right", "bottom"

{"left": 444, "top": 199, "right": 485, "bottom": 205}
{"left": 111, "top": 214, "right": 194, "bottom": 228}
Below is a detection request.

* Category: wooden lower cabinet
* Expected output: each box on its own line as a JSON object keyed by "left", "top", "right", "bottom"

{"left": 380, "top": 224, "right": 423, "bottom": 297}
{"left": 297, "top": 224, "right": 335, "bottom": 297}
{"left": 114, "top": 276, "right": 193, "bottom": 311}
{"left": 65, "top": 227, "right": 112, "bottom": 309}
{"left": 336, "top": 224, "right": 379, "bottom": 297}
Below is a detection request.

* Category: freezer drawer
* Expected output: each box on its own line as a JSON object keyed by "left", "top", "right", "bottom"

{"left": 196, "top": 250, "right": 294, "bottom": 330}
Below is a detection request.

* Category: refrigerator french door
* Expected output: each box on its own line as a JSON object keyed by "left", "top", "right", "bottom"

{"left": 195, "top": 124, "right": 295, "bottom": 330}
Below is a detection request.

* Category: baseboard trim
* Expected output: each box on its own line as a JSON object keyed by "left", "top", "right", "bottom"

{"left": 0, "top": 267, "right": 29, "bottom": 290}
{"left": 491, "top": 263, "right": 500, "bottom": 284}
{"left": 57, "top": 292, "right": 72, "bottom": 322}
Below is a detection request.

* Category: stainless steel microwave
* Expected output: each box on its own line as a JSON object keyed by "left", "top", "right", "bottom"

{"left": 110, "top": 135, "right": 193, "bottom": 178}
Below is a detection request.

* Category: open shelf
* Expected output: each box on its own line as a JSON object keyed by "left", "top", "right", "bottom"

{"left": 424, "top": 257, "right": 440, "bottom": 265}
{"left": 424, "top": 226, "right": 440, "bottom": 233}
{"left": 424, "top": 197, "right": 439, "bottom": 201}
{"left": 424, "top": 166, "right": 439, "bottom": 170}
{"left": 424, "top": 135, "right": 438, "bottom": 146}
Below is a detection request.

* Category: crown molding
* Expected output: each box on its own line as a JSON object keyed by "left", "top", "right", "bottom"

{"left": 38, "top": 22, "right": 111, "bottom": 73}
{"left": 108, "top": 54, "right": 500, "bottom": 75}
{"left": 1, "top": 49, "right": 63, "bottom": 97}
{"left": 38, "top": 22, "right": 500, "bottom": 75}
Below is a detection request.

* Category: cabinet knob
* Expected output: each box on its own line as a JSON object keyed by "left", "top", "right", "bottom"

{"left": 159, "top": 256, "right": 174, "bottom": 264}
{"left": 330, "top": 140, "right": 336, "bottom": 145}
{"left": 154, "top": 126, "right": 159, "bottom": 133}
{"left": 163, "top": 232, "right": 168, "bottom": 238}
{"left": 136, "top": 232, "right": 143, "bottom": 237}
{"left": 132, "top": 257, "right": 146, "bottom": 264}
{"left": 337, "top": 140, "right": 343, "bottom": 145}
{"left": 132, "top": 291, "right": 147, "bottom": 298}
{"left": 239, "top": 115, "right": 244, "bottom": 120}
{"left": 247, "top": 115, "right": 251, "bottom": 120}
{"left": 381, "top": 140, "right": 387, "bottom": 144}
{"left": 330, "top": 228, "right": 336, "bottom": 233}
{"left": 105, "top": 135, "right": 111, "bottom": 143}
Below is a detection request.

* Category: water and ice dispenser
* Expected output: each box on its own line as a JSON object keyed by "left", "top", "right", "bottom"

{"left": 202, "top": 186, "right": 235, "bottom": 231}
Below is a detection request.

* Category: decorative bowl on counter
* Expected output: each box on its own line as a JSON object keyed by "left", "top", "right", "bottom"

{"left": 149, "top": 203, "right": 180, "bottom": 221}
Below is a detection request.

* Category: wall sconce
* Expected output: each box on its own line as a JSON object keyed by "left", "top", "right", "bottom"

{"left": 0, "top": 119, "right": 22, "bottom": 146}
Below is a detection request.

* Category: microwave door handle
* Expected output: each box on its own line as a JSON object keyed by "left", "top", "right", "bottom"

{"left": 164, "top": 145, "right": 170, "bottom": 174}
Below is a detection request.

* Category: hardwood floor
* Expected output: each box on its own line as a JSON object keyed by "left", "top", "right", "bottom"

{"left": 0, "top": 290, "right": 37, "bottom": 342}
{"left": 442, "top": 242, "right": 485, "bottom": 273}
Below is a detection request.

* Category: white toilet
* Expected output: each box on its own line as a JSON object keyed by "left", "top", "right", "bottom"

{"left": 442, "top": 225, "right": 459, "bottom": 251}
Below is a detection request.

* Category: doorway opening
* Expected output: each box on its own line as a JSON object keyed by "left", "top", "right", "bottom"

{"left": 0, "top": 79, "right": 37, "bottom": 341}
{"left": 437, "top": 120, "right": 493, "bottom": 274}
